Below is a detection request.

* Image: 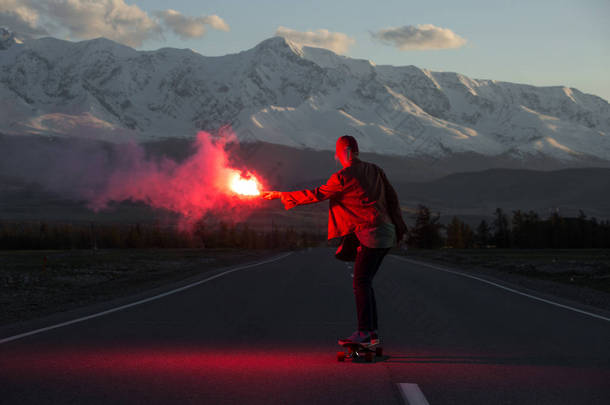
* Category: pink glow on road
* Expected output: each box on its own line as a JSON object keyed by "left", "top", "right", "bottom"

{"left": 2, "top": 346, "right": 607, "bottom": 383}
{"left": 2, "top": 347, "right": 608, "bottom": 403}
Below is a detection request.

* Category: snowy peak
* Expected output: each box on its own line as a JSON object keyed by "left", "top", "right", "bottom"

{"left": 301, "top": 45, "right": 376, "bottom": 76}
{"left": 0, "top": 34, "right": 609, "bottom": 164}
{"left": 253, "top": 36, "right": 303, "bottom": 56}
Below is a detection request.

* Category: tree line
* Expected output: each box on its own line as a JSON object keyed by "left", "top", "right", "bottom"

{"left": 407, "top": 205, "right": 610, "bottom": 249}
{"left": 4, "top": 205, "right": 609, "bottom": 250}
{"left": 0, "top": 221, "right": 325, "bottom": 250}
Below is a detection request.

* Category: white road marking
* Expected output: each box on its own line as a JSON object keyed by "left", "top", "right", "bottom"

{"left": 398, "top": 383, "right": 430, "bottom": 405}
{"left": 392, "top": 255, "right": 610, "bottom": 323}
{"left": 0, "top": 252, "right": 293, "bottom": 345}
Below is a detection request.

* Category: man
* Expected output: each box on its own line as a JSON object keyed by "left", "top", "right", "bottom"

{"left": 262, "top": 135, "right": 407, "bottom": 346}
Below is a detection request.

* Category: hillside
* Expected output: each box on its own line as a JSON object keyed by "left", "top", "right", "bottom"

{"left": 0, "top": 30, "right": 609, "bottom": 164}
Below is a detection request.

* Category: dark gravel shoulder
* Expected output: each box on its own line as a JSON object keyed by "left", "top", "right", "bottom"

{"left": 393, "top": 248, "right": 610, "bottom": 313}
{"left": 1, "top": 249, "right": 282, "bottom": 327}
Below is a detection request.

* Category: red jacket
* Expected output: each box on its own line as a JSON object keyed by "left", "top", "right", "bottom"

{"left": 281, "top": 159, "right": 407, "bottom": 240}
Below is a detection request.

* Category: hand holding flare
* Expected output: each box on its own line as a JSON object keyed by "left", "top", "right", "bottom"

{"left": 262, "top": 191, "right": 281, "bottom": 200}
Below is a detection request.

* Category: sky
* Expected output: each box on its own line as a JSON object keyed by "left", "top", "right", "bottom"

{"left": 1, "top": 0, "right": 609, "bottom": 101}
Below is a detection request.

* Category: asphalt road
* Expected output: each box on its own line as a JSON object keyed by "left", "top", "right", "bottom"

{"left": 1, "top": 248, "right": 609, "bottom": 404}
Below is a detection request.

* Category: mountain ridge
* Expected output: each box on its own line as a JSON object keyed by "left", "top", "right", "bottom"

{"left": 1, "top": 30, "right": 609, "bottom": 163}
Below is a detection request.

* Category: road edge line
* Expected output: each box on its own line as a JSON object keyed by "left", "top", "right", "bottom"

{"left": 0, "top": 252, "right": 293, "bottom": 345}
{"left": 392, "top": 255, "right": 610, "bottom": 323}
{"left": 398, "top": 383, "right": 430, "bottom": 405}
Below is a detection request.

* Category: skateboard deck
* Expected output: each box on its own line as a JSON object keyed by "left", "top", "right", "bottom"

{"left": 337, "top": 341, "right": 383, "bottom": 362}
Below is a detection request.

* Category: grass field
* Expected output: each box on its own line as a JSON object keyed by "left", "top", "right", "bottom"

{"left": 0, "top": 248, "right": 280, "bottom": 326}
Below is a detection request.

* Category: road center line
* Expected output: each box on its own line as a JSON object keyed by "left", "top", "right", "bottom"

{"left": 392, "top": 255, "right": 610, "bottom": 323}
{"left": 0, "top": 252, "right": 293, "bottom": 345}
{"left": 398, "top": 383, "right": 430, "bottom": 405}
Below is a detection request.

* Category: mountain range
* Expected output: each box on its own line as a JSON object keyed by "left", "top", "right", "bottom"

{"left": 1, "top": 27, "right": 610, "bottom": 164}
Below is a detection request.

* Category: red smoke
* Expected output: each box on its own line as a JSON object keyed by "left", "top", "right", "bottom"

{"left": 91, "top": 130, "right": 264, "bottom": 225}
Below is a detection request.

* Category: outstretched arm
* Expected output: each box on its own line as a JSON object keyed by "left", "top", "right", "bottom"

{"left": 262, "top": 173, "right": 344, "bottom": 210}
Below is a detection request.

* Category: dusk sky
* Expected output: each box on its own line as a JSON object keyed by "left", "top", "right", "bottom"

{"left": 2, "top": 0, "right": 609, "bottom": 101}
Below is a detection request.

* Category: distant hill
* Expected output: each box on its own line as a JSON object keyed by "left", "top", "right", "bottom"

{"left": 396, "top": 168, "right": 610, "bottom": 222}
{"left": 2, "top": 133, "right": 609, "bottom": 224}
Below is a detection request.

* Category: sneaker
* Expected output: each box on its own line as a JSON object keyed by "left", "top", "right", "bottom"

{"left": 338, "top": 330, "right": 372, "bottom": 346}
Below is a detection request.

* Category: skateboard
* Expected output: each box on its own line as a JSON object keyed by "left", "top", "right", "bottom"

{"left": 337, "top": 341, "right": 383, "bottom": 362}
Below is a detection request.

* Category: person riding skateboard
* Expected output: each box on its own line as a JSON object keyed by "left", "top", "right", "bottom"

{"left": 262, "top": 135, "right": 407, "bottom": 346}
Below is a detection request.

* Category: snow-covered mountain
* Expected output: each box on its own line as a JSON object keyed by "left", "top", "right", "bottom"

{"left": 1, "top": 29, "right": 609, "bottom": 161}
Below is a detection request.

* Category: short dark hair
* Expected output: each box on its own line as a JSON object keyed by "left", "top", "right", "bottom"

{"left": 336, "top": 135, "right": 359, "bottom": 155}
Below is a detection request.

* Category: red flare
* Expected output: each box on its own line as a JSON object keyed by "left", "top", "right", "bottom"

{"left": 229, "top": 171, "right": 261, "bottom": 196}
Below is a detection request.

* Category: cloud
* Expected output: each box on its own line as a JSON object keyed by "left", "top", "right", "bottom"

{"left": 43, "top": 0, "right": 162, "bottom": 48}
{"left": 0, "top": 1, "right": 229, "bottom": 48}
{"left": 155, "top": 9, "right": 229, "bottom": 39}
{"left": 275, "top": 26, "right": 355, "bottom": 54}
{"left": 201, "top": 14, "right": 230, "bottom": 32}
{"left": 0, "top": 0, "right": 48, "bottom": 37}
{"left": 371, "top": 24, "right": 467, "bottom": 51}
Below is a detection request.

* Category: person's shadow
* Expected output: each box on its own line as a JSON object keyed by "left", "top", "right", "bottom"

{"left": 373, "top": 353, "right": 605, "bottom": 367}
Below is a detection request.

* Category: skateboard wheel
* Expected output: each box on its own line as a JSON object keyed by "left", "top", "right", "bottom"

{"left": 365, "top": 352, "right": 374, "bottom": 362}
{"left": 337, "top": 352, "right": 345, "bottom": 362}
{"left": 375, "top": 347, "right": 383, "bottom": 357}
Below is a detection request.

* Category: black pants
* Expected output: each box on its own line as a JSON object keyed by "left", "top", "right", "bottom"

{"left": 353, "top": 245, "right": 390, "bottom": 332}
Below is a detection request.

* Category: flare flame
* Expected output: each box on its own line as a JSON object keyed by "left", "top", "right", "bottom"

{"left": 230, "top": 172, "right": 261, "bottom": 196}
